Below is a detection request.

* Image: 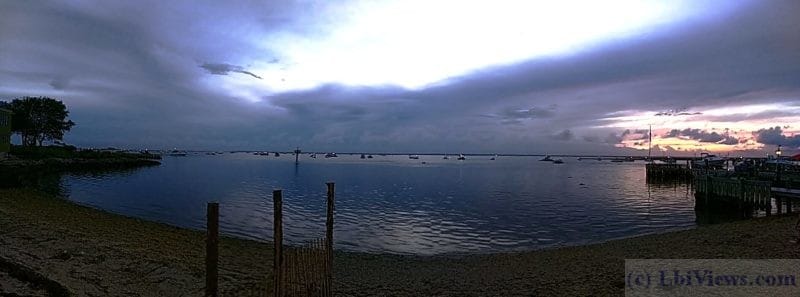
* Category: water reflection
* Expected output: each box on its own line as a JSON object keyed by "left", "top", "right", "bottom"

{"left": 2, "top": 154, "right": 752, "bottom": 254}
{"left": 645, "top": 177, "right": 765, "bottom": 226}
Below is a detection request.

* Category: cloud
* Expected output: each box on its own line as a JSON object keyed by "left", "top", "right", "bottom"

{"left": 49, "top": 77, "right": 70, "bottom": 90}
{"left": 665, "top": 128, "right": 739, "bottom": 145}
{"left": 582, "top": 135, "right": 599, "bottom": 142}
{"left": 604, "top": 132, "right": 624, "bottom": 144}
{"left": 550, "top": 129, "right": 574, "bottom": 141}
{"left": 754, "top": 126, "right": 800, "bottom": 148}
{"left": 0, "top": 0, "right": 798, "bottom": 156}
{"left": 481, "top": 105, "right": 557, "bottom": 125}
{"left": 655, "top": 108, "right": 702, "bottom": 116}
{"left": 200, "top": 63, "right": 262, "bottom": 79}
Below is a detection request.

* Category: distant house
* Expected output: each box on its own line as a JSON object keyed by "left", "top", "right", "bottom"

{"left": 0, "top": 108, "right": 11, "bottom": 157}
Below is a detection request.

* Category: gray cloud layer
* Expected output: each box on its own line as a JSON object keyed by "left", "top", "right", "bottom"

{"left": 1, "top": 1, "right": 798, "bottom": 154}
{"left": 200, "top": 63, "right": 262, "bottom": 80}
{"left": 755, "top": 127, "right": 800, "bottom": 148}
{"left": 666, "top": 128, "right": 740, "bottom": 145}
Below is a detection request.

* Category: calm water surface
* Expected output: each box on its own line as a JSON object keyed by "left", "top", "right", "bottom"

{"left": 48, "top": 153, "right": 701, "bottom": 254}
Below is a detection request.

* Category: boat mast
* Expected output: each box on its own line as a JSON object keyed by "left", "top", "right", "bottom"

{"left": 648, "top": 124, "right": 652, "bottom": 160}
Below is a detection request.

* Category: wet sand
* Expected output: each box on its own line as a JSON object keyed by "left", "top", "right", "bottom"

{"left": 2, "top": 188, "right": 799, "bottom": 296}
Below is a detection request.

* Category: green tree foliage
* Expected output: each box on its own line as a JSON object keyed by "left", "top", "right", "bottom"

{"left": 4, "top": 97, "right": 75, "bottom": 146}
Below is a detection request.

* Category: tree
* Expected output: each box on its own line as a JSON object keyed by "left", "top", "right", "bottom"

{"left": 6, "top": 97, "right": 75, "bottom": 146}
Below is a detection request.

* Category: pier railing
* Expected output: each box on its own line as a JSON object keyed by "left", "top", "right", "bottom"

{"left": 693, "top": 175, "right": 772, "bottom": 212}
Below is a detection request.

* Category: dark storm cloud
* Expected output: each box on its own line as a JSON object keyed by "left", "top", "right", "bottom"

{"left": 0, "top": 0, "right": 798, "bottom": 155}
{"left": 604, "top": 133, "right": 624, "bottom": 144}
{"left": 582, "top": 135, "right": 599, "bottom": 142}
{"left": 200, "top": 63, "right": 262, "bottom": 79}
{"left": 655, "top": 109, "right": 703, "bottom": 116}
{"left": 665, "top": 128, "right": 740, "bottom": 145}
{"left": 550, "top": 130, "right": 574, "bottom": 141}
{"left": 755, "top": 127, "right": 800, "bottom": 148}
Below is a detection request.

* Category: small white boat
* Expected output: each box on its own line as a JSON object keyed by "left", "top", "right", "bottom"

{"left": 167, "top": 150, "right": 187, "bottom": 157}
{"left": 457, "top": 154, "right": 466, "bottom": 160}
{"left": 443, "top": 155, "right": 449, "bottom": 160}
{"left": 693, "top": 153, "right": 726, "bottom": 168}
{"left": 409, "top": 155, "right": 420, "bottom": 160}
{"left": 490, "top": 154, "right": 497, "bottom": 160}
{"left": 310, "top": 153, "right": 317, "bottom": 158}
{"left": 324, "top": 152, "right": 338, "bottom": 158}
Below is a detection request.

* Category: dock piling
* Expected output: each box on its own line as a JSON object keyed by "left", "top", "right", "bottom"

{"left": 273, "top": 190, "right": 283, "bottom": 297}
{"left": 206, "top": 202, "right": 219, "bottom": 297}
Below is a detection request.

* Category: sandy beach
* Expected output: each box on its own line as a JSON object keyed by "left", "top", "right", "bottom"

{"left": 2, "top": 188, "right": 799, "bottom": 296}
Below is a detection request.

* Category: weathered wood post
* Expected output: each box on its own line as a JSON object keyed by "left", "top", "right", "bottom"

{"left": 325, "top": 182, "right": 335, "bottom": 296}
{"left": 738, "top": 179, "right": 745, "bottom": 209}
{"left": 766, "top": 195, "right": 772, "bottom": 215}
{"left": 788, "top": 199, "right": 793, "bottom": 214}
{"left": 206, "top": 202, "right": 219, "bottom": 297}
{"left": 273, "top": 190, "right": 283, "bottom": 297}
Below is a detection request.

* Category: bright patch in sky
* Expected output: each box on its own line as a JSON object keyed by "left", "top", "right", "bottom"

{"left": 253, "top": 0, "right": 720, "bottom": 91}
{"left": 600, "top": 103, "right": 800, "bottom": 132}
{"left": 600, "top": 103, "right": 800, "bottom": 152}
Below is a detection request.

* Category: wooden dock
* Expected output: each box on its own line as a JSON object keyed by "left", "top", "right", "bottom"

{"left": 692, "top": 175, "right": 800, "bottom": 214}
{"left": 645, "top": 163, "right": 692, "bottom": 180}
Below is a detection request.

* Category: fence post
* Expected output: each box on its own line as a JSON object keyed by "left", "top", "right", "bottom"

{"left": 325, "top": 182, "right": 335, "bottom": 296}
{"left": 273, "top": 190, "right": 283, "bottom": 297}
{"left": 206, "top": 202, "right": 219, "bottom": 297}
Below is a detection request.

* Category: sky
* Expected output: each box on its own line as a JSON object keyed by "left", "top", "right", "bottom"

{"left": 1, "top": 0, "right": 799, "bottom": 156}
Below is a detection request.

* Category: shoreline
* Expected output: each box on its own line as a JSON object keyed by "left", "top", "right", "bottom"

{"left": 2, "top": 188, "right": 800, "bottom": 296}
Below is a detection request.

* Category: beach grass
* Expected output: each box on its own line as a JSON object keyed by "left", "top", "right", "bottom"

{"left": 2, "top": 188, "right": 799, "bottom": 296}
